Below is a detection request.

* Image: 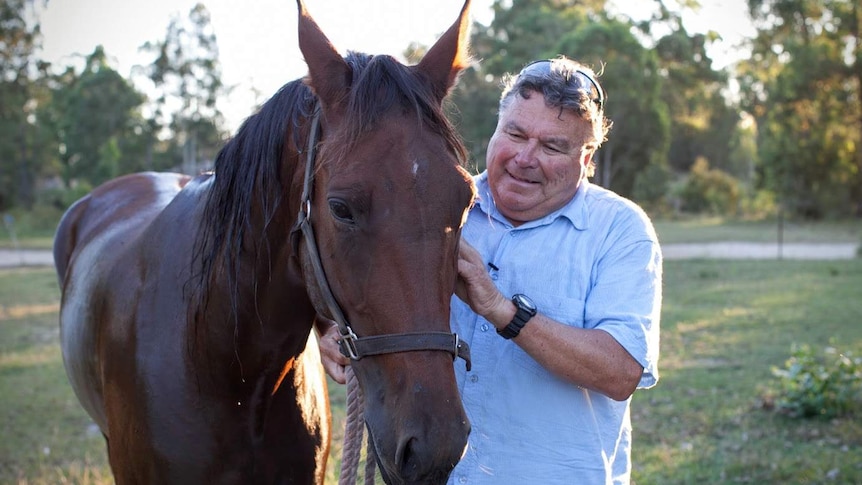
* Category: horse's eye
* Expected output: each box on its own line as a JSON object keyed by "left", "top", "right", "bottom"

{"left": 328, "top": 199, "right": 355, "bottom": 223}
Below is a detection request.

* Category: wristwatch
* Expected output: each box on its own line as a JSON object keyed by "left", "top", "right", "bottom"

{"left": 497, "top": 294, "right": 537, "bottom": 339}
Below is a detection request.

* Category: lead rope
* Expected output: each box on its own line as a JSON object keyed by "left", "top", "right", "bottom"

{"left": 364, "top": 427, "right": 377, "bottom": 485}
{"left": 339, "top": 366, "right": 377, "bottom": 485}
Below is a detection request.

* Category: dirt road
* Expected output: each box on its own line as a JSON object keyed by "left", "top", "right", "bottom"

{"left": 660, "top": 242, "right": 858, "bottom": 260}
{"left": 0, "top": 249, "right": 55, "bottom": 268}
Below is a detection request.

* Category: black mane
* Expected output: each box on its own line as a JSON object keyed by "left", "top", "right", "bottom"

{"left": 190, "top": 79, "right": 314, "bottom": 326}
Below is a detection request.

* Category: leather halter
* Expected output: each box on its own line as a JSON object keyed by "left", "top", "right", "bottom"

{"left": 290, "top": 104, "right": 471, "bottom": 371}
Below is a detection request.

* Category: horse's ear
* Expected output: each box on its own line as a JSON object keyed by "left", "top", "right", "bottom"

{"left": 296, "top": 0, "right": 350, "bottom": 111}
{"left": 415, "top": 0, "right": 472, "bottom": 100}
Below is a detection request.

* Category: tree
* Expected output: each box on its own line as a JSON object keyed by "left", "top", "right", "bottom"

{"left": 651, "top": 27, "right": 735, "bottom": 170}
{"left": 139, "top": 3, "right": 228, "bottom": 175}
{"left": 739, "top": 0, "right": 861, "bottom": 217}
{"left": 678, "top": 157, "right": 741, "bottom": 215}
{"left": 0, "top": 0, "right": 55, "bottom": 210}
{"left": 47, "top": 46, "right": 146, "bottom": 187}
{"left": 558, "top": 18, "right": 671, "bottom": 198}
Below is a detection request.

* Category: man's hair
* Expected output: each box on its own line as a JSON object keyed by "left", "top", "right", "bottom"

{"left": 499, "top": 57, "right": 612, "bottom": 176}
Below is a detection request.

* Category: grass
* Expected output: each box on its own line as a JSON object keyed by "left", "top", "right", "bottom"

{"left": 652, "top": 216, "right": 860, "bottom": 244}
{"left": 632, "top": 259, "right": 862, "bottom": 484}
{"left": 0, "top": 268, "right": 111, "bottom": 484}
{"left": 1, "top": 256, "right": 861, "bottom": 483}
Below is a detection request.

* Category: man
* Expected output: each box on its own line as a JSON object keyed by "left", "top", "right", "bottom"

{"left": 320, "top": 57, "right": 662, "bottom": 484}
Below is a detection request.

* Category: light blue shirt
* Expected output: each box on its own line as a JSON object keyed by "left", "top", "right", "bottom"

{"left": 448, "top": 172, "right": 662, "bottom": 485}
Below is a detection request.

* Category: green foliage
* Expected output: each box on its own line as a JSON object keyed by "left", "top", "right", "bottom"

{"left": 46, "top": 47, "right": 146, "bottom": 187}
{"left": 653, "top": 28, "right": 739, "bottom": 180}
{"left": 632, "top": 160, "right": 673, "bottom": 213}
{"left": 770, "top": 345, "right": 862, "bottom": 419}
{"left": 738, "top": 0, "right": 862, "bottom": 218}
{"left": 0, "top": 0, "right": 57, "bottom": 210}
{"left": 563, "top": 19, "right": 671, "bottom": 197}
{"left": 738, "top": 188, "right": 778, "bottom": 220}
{"left": 678, "top": 158, "right": 741, "bottom": 215}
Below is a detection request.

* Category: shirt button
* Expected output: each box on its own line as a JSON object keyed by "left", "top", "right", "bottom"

{"left": 480, "top": 323, "right": 489, "bottom": 332}
{"left": 490, "top": 273, "right": 498, "bottom": 280}
{"left": 459, "top": 476, "right": 467, "bottom": 484}
{"left": 470, "top": 375, "right": 479, "bottom": 383}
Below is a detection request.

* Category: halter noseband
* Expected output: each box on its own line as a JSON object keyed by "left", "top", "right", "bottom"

{"left": 290, "top": 104, "right": 471, "bottom": 370}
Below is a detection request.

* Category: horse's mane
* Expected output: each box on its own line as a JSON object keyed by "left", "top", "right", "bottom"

{"left": 187, "top": 79, "right": 314, "bottom": 347}
{"left": 190, "top": 51, "right": 467, "bottom": 336}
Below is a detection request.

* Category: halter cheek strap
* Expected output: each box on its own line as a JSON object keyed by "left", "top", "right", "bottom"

{"left": 289, "top": 104, "right": 471, "bottom": 371}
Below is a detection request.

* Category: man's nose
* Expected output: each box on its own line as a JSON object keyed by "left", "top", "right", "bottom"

{"left": 514, "top": 141, "right": 539, "bottom": 167}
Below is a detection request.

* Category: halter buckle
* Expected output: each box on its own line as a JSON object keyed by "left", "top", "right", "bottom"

{"left": 338, "top": 326, "right": 361, "bottom": 360}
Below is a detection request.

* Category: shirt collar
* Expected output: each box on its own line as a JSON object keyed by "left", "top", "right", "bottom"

{"left": 472, "top": 171, "right": 590, "bottom": 231}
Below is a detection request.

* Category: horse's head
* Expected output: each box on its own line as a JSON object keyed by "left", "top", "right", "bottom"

{"left": 293, "top": 1, "right": 474, "bottom": 483}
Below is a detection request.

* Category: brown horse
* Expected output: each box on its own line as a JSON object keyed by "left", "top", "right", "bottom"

{"left": 52, "top": 1, "right": 474, "bottom": 483}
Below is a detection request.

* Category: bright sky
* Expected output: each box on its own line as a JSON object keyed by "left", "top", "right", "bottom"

{"left": 37, "top": 0, "right": 754, "bottom": 134}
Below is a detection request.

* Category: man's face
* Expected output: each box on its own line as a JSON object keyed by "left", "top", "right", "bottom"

{"left": 485, "top": 92, "right": 594, "bottom": 225}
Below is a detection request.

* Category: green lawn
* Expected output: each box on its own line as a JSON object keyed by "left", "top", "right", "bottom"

{"left": 633, "top": 259, "right": 862, "bottom": 483}
{"left": 653, "top": 217, "right": 860, "bottom": 244}
{"left": 2, "top": 260, "right": 861, "bottom": 484}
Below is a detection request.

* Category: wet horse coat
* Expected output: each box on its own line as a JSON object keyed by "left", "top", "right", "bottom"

{"left": 53, "top": 1, "right": 474, "bottom": 483}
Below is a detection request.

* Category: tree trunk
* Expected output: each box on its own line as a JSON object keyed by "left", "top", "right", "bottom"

{"left": 16, "top": 119, "right": 33, "bottom": 209}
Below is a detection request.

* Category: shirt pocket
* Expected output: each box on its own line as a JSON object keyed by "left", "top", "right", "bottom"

{"left": 508, "top": 296, "right": 585, "bottom": 378}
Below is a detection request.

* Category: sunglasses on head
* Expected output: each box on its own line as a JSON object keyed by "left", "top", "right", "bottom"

{"left": 518, "top": 59, "right": 605, "bottom": 110}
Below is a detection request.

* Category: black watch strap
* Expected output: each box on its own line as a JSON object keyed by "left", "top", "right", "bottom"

{"left": 498, "top": 294, "right": 537, "bottom": 339}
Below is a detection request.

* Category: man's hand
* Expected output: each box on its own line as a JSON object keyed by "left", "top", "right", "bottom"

{"left": 455, "top": 239, "right": 512, "bottom": 328}
{"left": 315, "top": 317, "right": 351, "bottom": 384}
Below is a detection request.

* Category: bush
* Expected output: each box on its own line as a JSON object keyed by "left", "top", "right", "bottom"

{"left": 678, "top": 158, "right": 741, "bottom": 216}
{"left": 738, "top": 189, "right": 778, "bottom": 221}
{"left": 632, "top": 161, "right": 673, "bottom": 215}
{"left": 770, "top": 344, "right": 862, "bottom": 419}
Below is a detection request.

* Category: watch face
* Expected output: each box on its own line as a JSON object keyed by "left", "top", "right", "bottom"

{"left": 513, "top": 294, "right": 536, "bottom": 313}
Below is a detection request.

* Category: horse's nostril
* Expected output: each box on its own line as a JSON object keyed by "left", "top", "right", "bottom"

{"left": 397, "top": 436, "right": 420, "bottom": 479}
{"left": 395, "top": 434, "right": 460, "bottom": 485}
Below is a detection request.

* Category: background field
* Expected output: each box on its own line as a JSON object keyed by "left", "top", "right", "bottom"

{"left": 652, "top": 217, "right": 860, "bottom": 244}
{"left": 1, "top": 219, "right": 860, "bottom": 484}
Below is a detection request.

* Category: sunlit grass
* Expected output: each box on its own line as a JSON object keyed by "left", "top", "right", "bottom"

{"left": 632, "top": 259, "right": 862, "bottom": 484}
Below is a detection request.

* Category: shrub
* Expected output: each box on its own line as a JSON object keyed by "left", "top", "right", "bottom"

{"left": 738, "top": 189, "right": 778, "bottom": 220}
{"left": 770, "top": 344, "right": 862, "bottom": 419}
{"left": 632, "top": 161, "right": 672, "bottom": 214}
{"left": 678, "top": 158, "right": 741, "bottom": 216}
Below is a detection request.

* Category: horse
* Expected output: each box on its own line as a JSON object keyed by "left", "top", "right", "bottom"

{"left": 52, "top": 1, "right": 475, "bottom": 483}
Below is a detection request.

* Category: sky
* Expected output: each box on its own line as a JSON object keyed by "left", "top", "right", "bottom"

{"left": 37, "top": 0, "right": 755, "bottom": 134}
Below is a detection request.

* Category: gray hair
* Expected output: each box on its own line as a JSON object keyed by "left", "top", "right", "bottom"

{"left": 499, "top": 57, "right": 611, "bottom": 154}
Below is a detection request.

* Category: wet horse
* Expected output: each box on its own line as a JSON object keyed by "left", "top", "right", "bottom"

{"left": 52, "top": 1, "right": 474, "bottom": 483}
